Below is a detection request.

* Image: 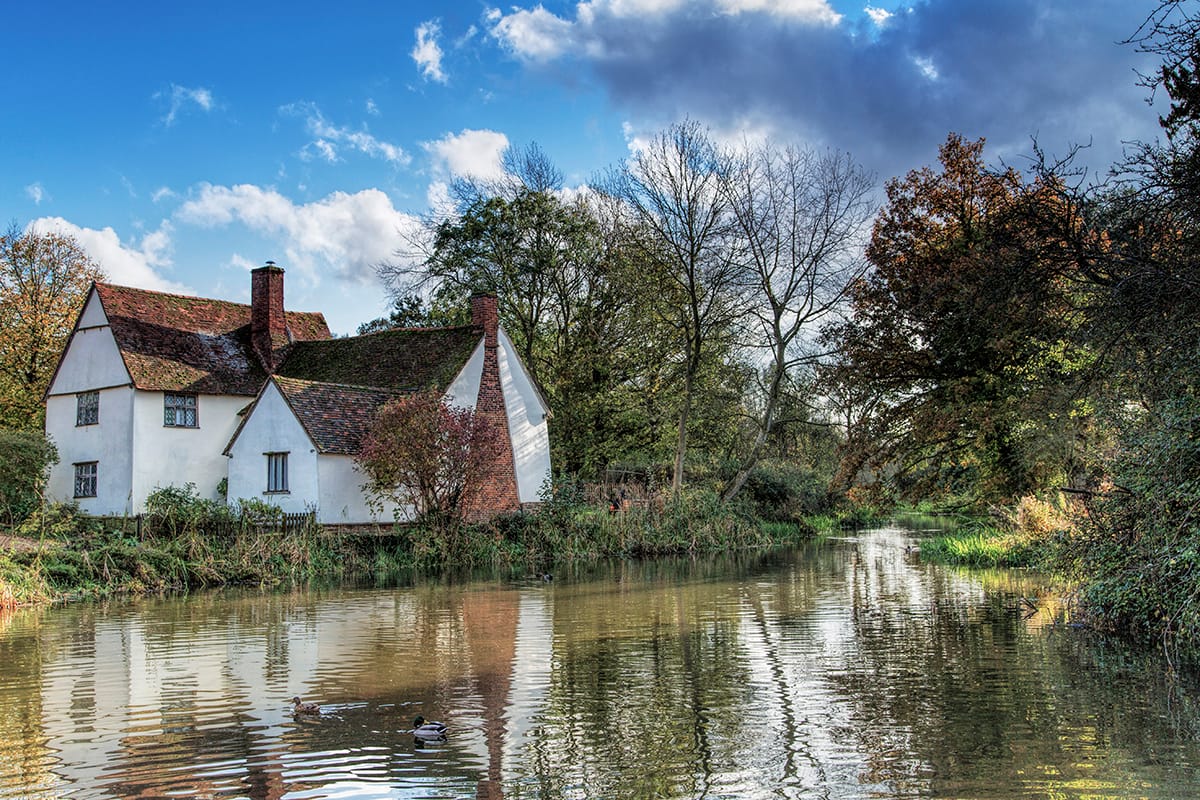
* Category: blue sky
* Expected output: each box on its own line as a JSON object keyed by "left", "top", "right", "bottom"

{"left": 3, "top": 0, "right": 1164, "bottom": 334}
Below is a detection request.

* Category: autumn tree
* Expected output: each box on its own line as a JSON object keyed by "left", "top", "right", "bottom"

{"left": 0, "top": 223, "right": 104, "bottom": 429}
{"left": 824, "top": 135, "right": 1094, "bottom": 504}
{"left": 718, "top": 144, "right": 875, "bottom": 502}
{"left": 357, "top": 390, "right": 503, "bottom": 529}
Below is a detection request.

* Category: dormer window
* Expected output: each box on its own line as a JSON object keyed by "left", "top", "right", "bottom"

{"left": 76, "top": 391, "right": 99, "bottom": 426}
{"left": 164, "top": 393, "right": 198, "bottom": 427}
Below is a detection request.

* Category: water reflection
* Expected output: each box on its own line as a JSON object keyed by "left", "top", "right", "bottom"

{"left": 0, "top": 524, "right": 1198, "bottom": 799}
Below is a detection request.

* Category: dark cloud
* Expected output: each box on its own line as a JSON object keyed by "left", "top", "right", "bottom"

{"left": 538, "top": 0, "right": 1164, "bottom": 181}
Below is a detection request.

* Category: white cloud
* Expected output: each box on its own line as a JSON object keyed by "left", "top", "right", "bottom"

{"left": 914, "top": 55, "right": 939, "bottom": 80}
{"left": 282, "top": 102, "right": 409, "bottom": 165}
{"left": 584, "top": 0, "right": 686, "bottom": 16}
{"left": 491, "top": 0, "right": 840, "bottom": 63}
{"left": 715, "top": 0, "right": 840, "bottom": 23}
{"left": 25, "top": 183, "right": 46, "bottom": 205}
{"left": 489, "top": 5, "right": 575, "bottom": 61}
{"left": 152, "top": 186, "right": 177, "bottom": 203}
{"left": 28, "top": 217, "right": 186, "bottom": 292}
{"left": 424, "top": 129, "right": 510, "bottom": 182}
{"left": 175, "top": 184, "right": 422, "bottom": 284}
{"left": 412, "top": 20, "right": 447, "bottom": 83}
{"left": 366, "top": 98, "right": 379, "bottom": 116}
{"left": 455, "top": 24, "right": 479, "bottom": 47}
{"left": 864, "top": 6, "right": 892, "bottom": 26}
{"left": 158, "top": 84, "right": 215, "bottom": 126}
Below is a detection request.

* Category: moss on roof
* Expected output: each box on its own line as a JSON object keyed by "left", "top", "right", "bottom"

{"left": 275, "top": 326, "right": 483, "bottom": 393}
{"left": 95, "top": 282, "right": 330, "bottom": 395}
{"left": 272, "top": 376, "right": 405, "bottom": 455}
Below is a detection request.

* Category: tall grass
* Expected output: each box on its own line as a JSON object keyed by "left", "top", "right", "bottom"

{"left": 0, "top": 483, "right": 835, "bottom": 607}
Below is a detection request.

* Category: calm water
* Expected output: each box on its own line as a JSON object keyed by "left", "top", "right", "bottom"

{"left": 2, "top": 521, "right": 1199, "bottom": 799}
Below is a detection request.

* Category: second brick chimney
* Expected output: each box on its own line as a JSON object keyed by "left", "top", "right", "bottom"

{"left": 251, "top": 262, "right": 287, "bottom": 369}
{"left": 471, "top": 293, "right": 499, "bottom": 348}
{"left": 464, "top": 292, "right": 521, "bottom": 519}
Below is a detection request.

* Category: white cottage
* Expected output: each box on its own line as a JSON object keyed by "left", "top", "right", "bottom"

{"left": 44, "top": 265, "right": 552, "bottom": 524}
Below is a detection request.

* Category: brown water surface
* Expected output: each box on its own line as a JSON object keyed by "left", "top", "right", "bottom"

{"left": 1, "top": 521, "right": 1198, "bottom": 799}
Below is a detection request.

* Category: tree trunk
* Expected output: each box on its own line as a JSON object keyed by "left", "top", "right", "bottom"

{"left": 672, "top": 369, "right": 694, "bottom": 493}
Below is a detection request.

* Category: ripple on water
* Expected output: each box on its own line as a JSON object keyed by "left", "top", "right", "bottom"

{"left": 3, "top": 535, "right": 1200, "bottom": 799}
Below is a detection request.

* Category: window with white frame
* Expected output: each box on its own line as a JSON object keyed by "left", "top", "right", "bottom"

{"left": 73, "top": 462, "right": 97, "bottom": 498}
{"left": 76, "top": 391, "right": 99, "bottom": 426}
{"left": 266, "top": 452, "right": 289, "bottom": 494}
{"left": 164, "top": 393, "right": 198, "bottom": 427}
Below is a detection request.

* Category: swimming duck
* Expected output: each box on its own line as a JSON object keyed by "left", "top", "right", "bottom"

{"left": 291, "top": 696, "right": 320, "bottom": 714}
{"left": 412, "top": 715, "right": 447, "bottom": 740}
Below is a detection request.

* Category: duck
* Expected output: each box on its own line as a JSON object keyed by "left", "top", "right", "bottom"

{"left": 412, "top": 715, "right": 448, "bottom": 740}
{"left": 291, "top": 696, "right": 320, "bottom": 714}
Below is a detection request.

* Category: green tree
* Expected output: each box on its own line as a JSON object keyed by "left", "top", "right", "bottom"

{"left": 0, "top": 430, "right": 57, "bottom": 525}
{"left": 598, "top": 120, "right": 744, "bottom": 492}
{"left": 0, "top": 223, "right": 104, "bottom": 429}
{"left": 718, "top": 143, "right": 875, "bottom": 502}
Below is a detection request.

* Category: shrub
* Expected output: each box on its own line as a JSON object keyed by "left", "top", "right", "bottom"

{"left": 0, "top": 430, "right": 57, "bottom": 525}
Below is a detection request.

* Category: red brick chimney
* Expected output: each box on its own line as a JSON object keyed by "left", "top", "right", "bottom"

{"left": 251, "top": 262, "right": 287, "bottom": 369}
{"left": 464, "top": 293, "right": 520, "bottom": 519}
{"left": 471, "top": 293, "right": 499, "bottom": 348}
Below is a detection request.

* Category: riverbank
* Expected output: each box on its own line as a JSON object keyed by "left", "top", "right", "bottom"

{"left": 0, "top": 489, "right": 847, "bottom": 609}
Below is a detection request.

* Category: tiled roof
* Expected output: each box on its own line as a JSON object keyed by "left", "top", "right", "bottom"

{"left": 272, "top": 376, "right": 406, "bottom": 455}
{"left": 259, "top": 327, "right": 483, "bottom": 454}
{"left": 275, "top": 326, "right": 482, "bottom": 392}
{"left": 95, "top": 283, "right": 330, "bottom": 395}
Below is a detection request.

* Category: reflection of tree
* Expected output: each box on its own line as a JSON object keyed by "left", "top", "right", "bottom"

{"left": 829, "top": 537, "right": 1200, "bottom": 796}
{"left": 0, "top": 608, "right": 61, "bottom": 798}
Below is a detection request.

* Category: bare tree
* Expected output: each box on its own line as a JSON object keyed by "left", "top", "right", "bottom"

{"left": 718, "top": 145, "right": 875, "bottom": 502}
{"left": 597, "top": 120, "right": 744, "bottom": 492}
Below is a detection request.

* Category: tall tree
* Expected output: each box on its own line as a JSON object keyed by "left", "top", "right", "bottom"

{"left": 824, "top": 135, "right": 1092, "bottom": 503}
{"left": 599, "top": 120, "right": 744, "bottom": 491}
{"left": 718, "top": 144, "right": 875, "bottom": 502}
{"left": 0, "top": 223, "right": 104, "bottom": 429}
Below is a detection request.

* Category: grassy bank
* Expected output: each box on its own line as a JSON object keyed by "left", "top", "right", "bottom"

{"left": 913, "top": 496, "right": 1070, "bottom": 569}
{"left": 0, "top": 486, "right": 842, "bottom": 609}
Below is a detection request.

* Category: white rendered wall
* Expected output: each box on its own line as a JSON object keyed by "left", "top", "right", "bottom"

{"left": 225, "top": 382, "right": 319, "bottom": 515}
{"left": 77, "top": 288, "right": 108, "bottom": 328}
{"left": 316, "top": 454, "right": 408, "bottom": 525}
{"left": 497, "top": 329, "right": 552, "bottom": 503}
{"left": 130, "top": 392, "right": 246, "bottom": 508}
{"left": 443, "top": 339, "right": 484, "bottom": 410}
{"left": 45, "top": 386, "right": 135, "bottom": 516}
{"left": 46, "top": 321, "right": 131, "bottom": 396}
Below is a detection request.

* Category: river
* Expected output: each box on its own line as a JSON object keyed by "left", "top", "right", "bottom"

{"left": 1, "top": 520, "right": 1198, "bottom": 799}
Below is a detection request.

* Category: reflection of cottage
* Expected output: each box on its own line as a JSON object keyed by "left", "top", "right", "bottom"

{"left": 43, "top": 264, "right": 551, "bottom": 523}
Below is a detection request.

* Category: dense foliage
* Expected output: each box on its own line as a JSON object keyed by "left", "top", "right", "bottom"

{"left": 357, "top": 390, "right": 504, "bottom": 528}
{"left": 0, "top": 430, "right": 57, "bottom": 526}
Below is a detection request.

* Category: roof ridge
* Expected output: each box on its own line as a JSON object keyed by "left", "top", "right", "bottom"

{"left": 96, "top": 280, "right": 326, "bottom": 317}
{"left": 349, "top": 322, "right": 483, "bottom": 338}
{"left": 97, "top": 281, "right": 250, "bottom": 308}
{"left": 273, "top": 374, "right": 412, "bottom": 394}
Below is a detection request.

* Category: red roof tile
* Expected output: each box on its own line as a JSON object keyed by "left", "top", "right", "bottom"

{"left": 95, "top": 283, "right": 330, "bottom": 395}
{"left": 272, "top": 376, "right": 406, "bottom": 455}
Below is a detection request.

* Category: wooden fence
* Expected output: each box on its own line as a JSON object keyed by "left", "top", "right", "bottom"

{"left": 118, "top": 510, "right": 318, "bottom": 541}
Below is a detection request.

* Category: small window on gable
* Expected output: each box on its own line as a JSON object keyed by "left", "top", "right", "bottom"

{"left": 76, "top": 391, "right": 99, "bottom": 426}
{"left": 73, "top": 462, "right": 97, "bottom": 498}
{"left": 164, "top": 393, "right": 198, "bottom": 427}
{"left": 266, "top": 452, "right": 289, "bottom": 494}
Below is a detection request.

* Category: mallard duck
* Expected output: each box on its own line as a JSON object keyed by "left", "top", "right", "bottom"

{"left": 412, "top": 715, "right": 447, "bottom": 740}
{"left": 291, "top": 696, "right": 320, "bottom": 714}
